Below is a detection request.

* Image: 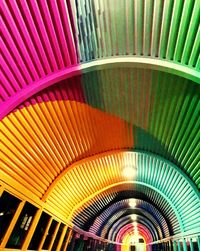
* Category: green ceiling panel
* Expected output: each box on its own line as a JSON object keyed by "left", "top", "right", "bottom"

{"left": 73, "top": 0, "right": 200, "bottom": 72}
{"left": 81, "top": 68, "right": 200, "bottom": 188}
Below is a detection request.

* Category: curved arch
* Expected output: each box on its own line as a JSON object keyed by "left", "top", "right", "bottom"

{"left": 44, "top": 151, "right": 200, "bottom": 233}
{"left": 74, "top": 186, "right": 177, "bottom": 235}
{"left": 116, "top": 223, "right": 151, "bottom": 244}
{"left": 90, "top": 201, "right": 168, "bottom": 239}
{"left": 1, "top": 57, "right": 199, "bottom": 120}
{"left": 100, "top": 210, "right": 162, "bottom": 240}
{"left": 44, "top": 150, "right": 200, "bottom": 202}
{"left": 89, "top": 199, "right": 170, "bottom": 238}
{"left": 67, "top": 180, "right": 183, "bottom": 231}
{"left": 110, "top": 217, "right": 155, "bottom": 243}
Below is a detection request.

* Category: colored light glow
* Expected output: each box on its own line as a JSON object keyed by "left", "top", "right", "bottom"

{"left": 122, "top": 166, "right": 136, "bottom": 179}
{"left": 129, "top": 235, "right": 139, "bottom": 244}
{"left": 129, "top": 199, "right": 136, "bottom": 208}
{"left": 122, "top": 229, "right": 145, "bottom": 246}
{"left": 116, "top": 223, "right": 152, "bottom": 244}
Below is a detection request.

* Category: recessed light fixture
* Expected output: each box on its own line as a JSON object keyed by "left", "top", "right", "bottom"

{"left": 129, "top": 199, "right": 136, "bottom": 208}
{"left": 122, "top": 166, "right": 136, "bottom": 179}
{"left": 131, "top": 214, "right": 137, "bottom": 221}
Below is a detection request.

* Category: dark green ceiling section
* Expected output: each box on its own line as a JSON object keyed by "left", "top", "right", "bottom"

{"left": 80, "top": 68, "right": 200, "bottom": 188}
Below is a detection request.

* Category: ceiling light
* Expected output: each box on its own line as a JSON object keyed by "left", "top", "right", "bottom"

{"left": 129, "top": 199, "right": 136, "bottom": 208}
{"left": 131, "top": 215, "right": 137, "bottom": 221}
{"left": 122, "top": 166, "right": 136, "bottom": 179}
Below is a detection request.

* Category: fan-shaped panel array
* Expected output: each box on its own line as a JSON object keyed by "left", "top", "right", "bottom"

{"left": 1, "top": 68, "right": 199, "bottom": 193}
{"left": 45, "top": 151, "right": 200, "bottom": 235}
{"left": 72, "top": 184, "right": 178, "bottom": 235}
{"left": 89, "top": 199, "right": 170, "bottom": 239}
{"left": 1, "top": 0, "right": 199, "bottom": 117}
{"left": 0, "top": 0, "right": 200, "bottom": 247}
{"left": 73, "top": 0, "right": 200, "bottom": 69}
{"left": 0, "top": 0, "right": 77, "bottom": 102}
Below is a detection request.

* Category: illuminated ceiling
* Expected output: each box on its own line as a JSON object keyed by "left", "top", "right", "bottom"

{"left": 0, "top": 0, "right": 200, "bottom": 245}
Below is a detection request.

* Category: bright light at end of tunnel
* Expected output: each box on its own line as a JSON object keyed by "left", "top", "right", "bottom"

{"left": 130, "top": 235, "right": 139, "bottom": 243}
{"left": 122, "top": 166, "right": 136, "bottom": 179}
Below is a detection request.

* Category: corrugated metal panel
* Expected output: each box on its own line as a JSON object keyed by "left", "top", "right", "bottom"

{"left": 74, "top": 0, "right": 200, "bottom": 70}
{"left": 88, "top": 199, "right": 168, "bottom": 239}
{"left": 46, "top": 151, "right": 200, "bottom": 234}
{"left": 2, "top": 68, "right": 198, "bottom": 189}
{"left": 90, "top": 199, "right": 170, "bottom": 238}
{"left": 0, "top": 0, "right": 199, "bottom": 245}
{"left": 0, "top": 0, "right": 77, "bottom": 103}
{"left": 0, "top": 100, "right": 132, "bottom": 198}
{"left": 1, "top": 0, "right": 199, "bottom": 105}
{"left": 1, "top": 67, "right": 199, "bottom": 241}
{"left": 81, "top": 68, "right": 200, "bottom": 188}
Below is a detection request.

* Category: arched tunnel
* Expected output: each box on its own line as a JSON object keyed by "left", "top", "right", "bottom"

{"left": 0, "top": 0, "right": 200, "bottom": 251}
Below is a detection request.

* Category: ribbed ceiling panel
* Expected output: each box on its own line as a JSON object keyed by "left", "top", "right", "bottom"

{"left": 46, "top": 152, "right": 200, "bottom": 234}
{"left": 81, "top": 69, "right": 200, "bottom": 187}
{"left": 4, "top": 68, "right": 198, "bottom": 188}
{"left": 71, "top": 184, "right": 180, "bottom": 235}
{"left": 89, "top": 199, "right": 169, "bottom": 239}
{"left": 0, "top": 0, "right": 200, "bottom": 244}
{"left": 73, "top": 0, "right": 200, "bottom": 70}
{"left": 0, "top": 100, "right": 132, "bottom": 198}
{"left": 0, "top": 0, "right": 77, "bottom": 103}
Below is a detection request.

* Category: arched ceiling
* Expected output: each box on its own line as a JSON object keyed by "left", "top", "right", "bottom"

{"left": 108, "top": 215, "right": 157, "bottom": 241}
{"left": 0, "top": 0, "right": 200, "bottom": 245}
{"left": 1, "top": 70, "right": 199, "bottom": 192}
{"left": 44, "top": 152, "right": 200, "bottom": 233}
{"left": 71, "top": 184, "right": 178, "bottom": 235}
{"left": 1, "top": 0, "right": 200, "bottom": 119}
{"left": 88, "top": 199, "right": 170, "bottom": 238}
{"left": 115, "top": 223, "right": 152, "bottom": 244}
{"left": 94, "top": 207, "right": 164, "bottom": 241}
